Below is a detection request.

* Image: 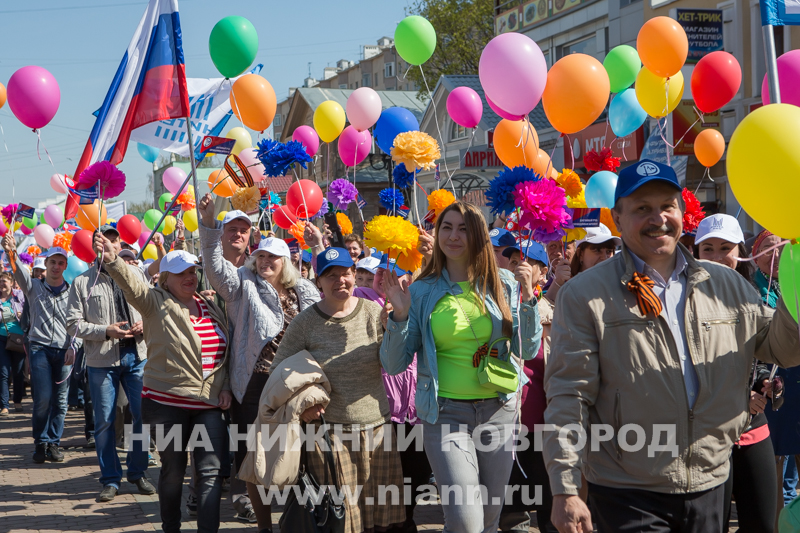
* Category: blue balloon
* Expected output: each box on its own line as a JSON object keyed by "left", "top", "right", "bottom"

{"left": 137, "top": 143, "right": 160, "bottom": 163}
{"left": 374, "top": 107, "right": 420, "bottom": 154}
{"left": 609, "top": 89, "right": 647, "bottom": 138}
{"left": 585, "top": 171, "right": 618, "bottom": 208}
{"left": 63, "top": 255, "right": 90, "bottom": 285}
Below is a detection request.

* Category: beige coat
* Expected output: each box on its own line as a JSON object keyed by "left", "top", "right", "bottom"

{"left": 238, "top": 350, "right": 331, "bottom": 488}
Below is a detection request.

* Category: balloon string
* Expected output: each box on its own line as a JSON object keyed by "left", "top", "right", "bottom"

{"left": 440, "top": 128, "right": 476, "bottom": 195}
{"left": 694, "top": 167, "right": 715, "bottom": 195}
{"left": 0, "top": 118, "right": 8, "bottom": 153}
{"left": 736, "top": 240, "right": 791, "bottom": 262}
{"left": 543, "top": 138, "right": 559, "bottom": 179}
{"left": 413, "top": 169, "right": 422, "bottom": 229}
{"left": 603, "top": 94, "right": 613, "bottom": 149}
{"left": 419, "top": 65, "right": 454, "bottom": 187}
{"left": 565, "top": 134, "right": 574, "bottom": 170}
{"left": 326, "top": 143, "right": 330, "bottom": 190}
{"left": 229, "top": 78, "right": 248, "bottom": 131}
{"left": 34, "top": 129, "right": 54, "bottom": 167}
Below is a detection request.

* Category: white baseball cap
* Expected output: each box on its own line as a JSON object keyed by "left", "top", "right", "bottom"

{"left": 695, "top": 214, "right": 744, "bottom": 245}
{"left": 356, "top": 256, "right": 380, "bottom": 274}
{"left": 44, "top": 247, "right": 69, "bottom": 260}
{"left": 254, "top": 237, "right": 290, "bottom": 258}
{"left": 33, "top": 257, "right": 46, "bottom": 270}
{"left": 159, "top": 250, "right": 199, "bottom": 274}
{"left": 575, "top": 224, "right": 621, "bottom": 248}
{"left": 222, "top": 210, "right": 251, "bottom": 226}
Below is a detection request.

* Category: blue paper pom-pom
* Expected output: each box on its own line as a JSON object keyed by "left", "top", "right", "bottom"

{"left": 256, "top": 139, "right": 313, "bottom": 178}
{"left": 392, "top": 163, "right": 416, "bottom": 189}
{"left": 379, "top": 188, "right": 406, "bottom": 212}
{"left": 485, "top": 166, "right": 541, "bottom": 216}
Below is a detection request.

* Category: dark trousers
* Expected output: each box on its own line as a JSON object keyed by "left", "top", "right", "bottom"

{"left": 588, "top": 482, "right": 724, "bottom": 533}
{"left": 723, "top": 436, "right": 777, "bottom": 533}
{"left": 142, "top": 398, "right": 229, "bottom": 533}
{"left": 393, "top": 422, "right": 433, "bottom": 532}
{"left": 0, "top": 341, "right": 25, "bottom": 409}
{"left": 499, "top": 448, "right": 556, "bottom": 533}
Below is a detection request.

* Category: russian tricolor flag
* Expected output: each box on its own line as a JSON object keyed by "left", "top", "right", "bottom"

{"left": 67, "top": 0, "right": 189, "bottom": 219}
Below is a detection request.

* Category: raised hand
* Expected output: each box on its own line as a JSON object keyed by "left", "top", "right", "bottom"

{"left": 198, "top": 193, "right": 216, "bottom": 228}
{"left": 1, "top": 233, "right": 15, "bottom": 254}
{"left": 417, "top": 228, "right": 434, "bottom": 264}
{"left": 93, "top": 232, "right": 117, "bottom": 263}
{"left": 383, "top": 269, "right": 411, "bottom": 322}
{"left": 514, "top": 261, "right": 535, "bottom": 302}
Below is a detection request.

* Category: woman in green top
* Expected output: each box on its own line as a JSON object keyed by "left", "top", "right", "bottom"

{"left": 0, "top": 271, "right": 25, "bottom": 415}
{"left": 382, "top": 202, "right": 542, "bottom": 533}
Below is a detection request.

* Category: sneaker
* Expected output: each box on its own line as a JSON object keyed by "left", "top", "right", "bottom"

{"left": 86, "top": 436, "right": 96, "bottom": 449}
{"left": 68, "top": 405, "right": 79, "bottom": 412}
{"left": 148, "top": 453, "right": 158, "bottom": 466}
{"left": 222, "top": 476, "right": 231, "bottom": 492}
{"left": 0, "top": 408, "right": 8, "bottom": 417}
{"left": 186, "top": 494, "right": 198, "bottom": 517}
{"left": 235, "top": 508, "right": 257, "bottom": 523}
{"left": 46, "top": 443, "right": 64, "bottom": 462}
{"left": 13, "top": 403, "right": 22, "bottom": 412}
{"left": 97, "top": 485, "right": 118, "bottom": 502}
{"left": 131, "top": 477, "right": 156, "bottom": 495}
{"left": 33, "top": 444, "right": 47, "bottom": 464}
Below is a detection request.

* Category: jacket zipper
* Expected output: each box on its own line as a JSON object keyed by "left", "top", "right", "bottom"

{"left": 687, "top": 409, "right": 694, "bottom": 491}
{"left": 700, "top": 318, "right": 739, "bottom": 331}
{"left": 614, "top": 390, "right": 622, "bottom": 459}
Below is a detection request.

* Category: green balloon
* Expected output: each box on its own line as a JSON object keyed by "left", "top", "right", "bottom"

{"left": 40, "top": 212, "right": 46, "bottom": 225}
{"left": 394, "top": 15, "right": 436, "bottom": 66}
{"left": 22, "top": 216, "right": 37, "bottom": 229}
{"left": 603, "top": 45, "right": 642, "bottom": 94}
{"left": 144, "top": 209, "right": 165, "bottom": 232}
{"left": 779, "top": 242, "right": 800, "bottom": 321}
{"left": 209, "top": 16, "right": 258, "bottom": 78}
{"left": 159, "top": 193, "right": 174, "bottom": 212}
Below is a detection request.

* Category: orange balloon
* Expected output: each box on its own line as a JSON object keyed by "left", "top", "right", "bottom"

{"left": 75, "top": 201, "right": 108, "bottom": 231}
{"left": 637, "top": 17, "right": 688, "bottom": 78}
{"left": 208, "top": 169, "right": 240, "bottom": 198}
{"left": 230, "top": 74, "right": 277, "bottom": 132}
{"left": 542, "top": 54, "right": 610, "bottom": 134}
{"left": 493, "top": 119, "right": 540, "bottom": 170}
{"left": 0, "top": 83, "right": 6, "bottom": 110}
{"left": 549, "top": 167, "right": 559, "bottom": 180}
{"left": 694, "top": 129, "right": 725, "bottom": 167}
{"left": 536, "top": 148, "right": 555, "bottom": 177}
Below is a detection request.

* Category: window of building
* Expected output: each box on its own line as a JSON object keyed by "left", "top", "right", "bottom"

{"left": 362, "top": 73, "right": 371, "bottom": 87}
{"left": 451, "top": 121, "right": 468, "bottom": 141}
{"left": 374, "top": 73, "right": 378, "bottom": 86}
{"left": 385, "top": 62, "right": 395, "bottom": 78}
{"left": 339, "top": 83, "right": 348, "bottom": 89}
{"left": 557, "top": 36, "right": 597, "bottom": 60}
{"left": 620, "top": 0, "right": 642, "bottom": 7}
{"left": 273, "top": 114, "right": 282, "bottom": 127}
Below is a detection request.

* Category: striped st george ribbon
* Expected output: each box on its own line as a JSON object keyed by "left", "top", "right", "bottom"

{"left": 627, "top": 272, "right": 663, "bottom": 317}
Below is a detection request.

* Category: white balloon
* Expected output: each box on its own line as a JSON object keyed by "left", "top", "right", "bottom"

{"left": 50, "top": 174, "right": 69, "bottom": 194}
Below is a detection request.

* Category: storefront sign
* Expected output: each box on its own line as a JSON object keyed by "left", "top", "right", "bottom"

{"left": 676, "top": 9, "right": 724, "bottom": 62}
{"left": 495, "top": 6, "right": 522, "bottom": 34}
{"left": 460, "top": 144, "right": 504, "bottom": 170}
{"left": 673, "top": 99, "right": 721, "bottom": 155}
{"left": 521, "top": 0, "right": 550, "bottom": 27}
{"left": 566, "top": 122, "right": 644, "bottom": 170}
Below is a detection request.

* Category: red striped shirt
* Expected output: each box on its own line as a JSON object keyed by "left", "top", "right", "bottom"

{"left": 142, "top": 296, "right": 227, "bottom": 410}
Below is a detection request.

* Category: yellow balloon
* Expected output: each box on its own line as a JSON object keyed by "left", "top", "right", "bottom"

{"left": 313, "top": 100, "right": 346, "bottom": 143}
{"left": 727, "top": 104, "right": 800, "bottom": 239}
{"left": 217, "top": 210, "right": 228, "bottom": 222}
{"left": 635, "top": 67, "right": 684, "bottom": 118}
{"left": 183, "top": 209, "right": 198, "bottom": 233}
{"left": 225, "top": 127, "right": 252, "bottom": 156}
{"left": 142, "top": 243, "right": 158, "bottom": 261}
{"left": 162, "top": 215, "right": 177, "bottom": 235}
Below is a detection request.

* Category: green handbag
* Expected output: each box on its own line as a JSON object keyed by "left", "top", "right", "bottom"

{"left": 477, "top": 337, "right": 519, "bottom": 394}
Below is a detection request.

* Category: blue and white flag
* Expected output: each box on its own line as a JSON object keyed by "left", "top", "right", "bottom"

{"left": 129, "top": 64, "right": 263, "bottom": 161}
{"left": 762, "top": 0, "right": 800, "bottom": 25}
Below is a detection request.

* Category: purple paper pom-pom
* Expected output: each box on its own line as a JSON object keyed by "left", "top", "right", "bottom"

{"left": 19, "top": 253, "right": 34, "bottom": 265}
{"left": 310, "top": 200, "right": 330, "bottom": 221}
{"left": 327, "top": 179, "right": 358, "bottom": 211}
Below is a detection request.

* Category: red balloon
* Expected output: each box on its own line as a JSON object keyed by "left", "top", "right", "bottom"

{"left": 72, "top": 230, "right": 97, "bottom": 263}
{"left": 691, "top": 51, "right": 742, "bottom": 114}
{"left": 286, "top": 179, "right": 324, "bottom": 219}
{"left": 117, "top": 214, "right": 142, "bottom": 245}
{"left": 272, "top": 205, "right": 298, "bottom": 230}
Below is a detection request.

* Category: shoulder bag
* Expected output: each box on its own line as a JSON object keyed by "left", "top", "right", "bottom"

{"left": 1, "top": 300, "right": 24, "bottom": 353}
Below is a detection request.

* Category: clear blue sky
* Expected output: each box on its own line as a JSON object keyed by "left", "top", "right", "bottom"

{"left": 0, "top": 0, "right": 408, "bottom": 207}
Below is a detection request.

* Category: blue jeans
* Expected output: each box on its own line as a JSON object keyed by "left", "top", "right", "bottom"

{"left": 0, "top": 339, "right": 25, "bottom": 409}
{"left": 783, "top": 455, "right": 799, "bottom": 506}
{"left": 29, "top": 344, "right": 71, "bottom": 445}
{"left": 87, "top": 347, "right": 147, "bottom": 488}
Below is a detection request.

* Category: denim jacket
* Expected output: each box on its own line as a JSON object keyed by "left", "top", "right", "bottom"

{"left": 380, "top": 268, "right": 542, "bottom": 425}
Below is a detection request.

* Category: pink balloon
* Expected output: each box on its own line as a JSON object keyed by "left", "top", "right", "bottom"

{"left": 337, "top": 126, "right": 372, "bottom": 167}
{"left": 292, "top": 125, "right": 320, "bottom": 157}
{"left": 21, "top": 225, "right": 32, "bottom": 236}
{"left": 346, "top": 87, "right": 383, "bottom": 131}
{"left": 486, "top": 95, "right": 524, "bottom": 121}
{"left": 6, "top": 66, "right": 61, "bottom": 129}
{"left": 762, "top": 49, "right": 800, "bottom": 107}
{"left": 447, "top": 87, "right": 483, "bottom": 128}
{"left": 138, "top": 232, "right": 150, "bottom": 249}
{"left": 34, "top": 224, "right": 55, "bottom": 248}
{"left": 50, "top": 174, "right": 69, "bottom": 194}
{"left": 238, "top": 148, "right": 266, "bottom": 182}
{"left": 162, "top": 166, "right": 187, "bottom": 194}
{"left": 44, "top": 204, "right": 64, "bottom": 228}
{"left": 479, "top": 33, "right": 547, "bottom": 117}
{"left": 0, "top": 219, "right": 7, "bottom": 237}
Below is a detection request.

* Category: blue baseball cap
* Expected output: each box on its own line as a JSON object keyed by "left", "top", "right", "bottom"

{"left": 502, "top": 240, "right": 548, "bottom": 264}
{"left": 614, "top": 159, "right": 681, "bottom": 204}
{"left": 377, "top": 254, "right": 410, "bottom": 276}
{"left": 316, "top": 247, "right": 354, "bottom": 276}
{"left": 489, "top": 228, "right": 517, "bottom": 247}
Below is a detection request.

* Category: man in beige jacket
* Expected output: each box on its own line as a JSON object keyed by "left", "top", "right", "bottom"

{"left": 544, "top": 160, "right": 800, "bottom": 533}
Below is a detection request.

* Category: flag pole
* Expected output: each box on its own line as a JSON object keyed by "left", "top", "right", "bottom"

{"left": 183, "top": 119, "right": 210, "bottom": 290}
{"left": 136, "top": 169, "right": 195, "bottom": 260}
{"left": 762, "top": 25, "right": 782, "bottom": 104}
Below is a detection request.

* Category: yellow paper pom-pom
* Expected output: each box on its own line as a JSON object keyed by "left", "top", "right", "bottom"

{"left": 336, "top": 212, "right": 353, "bottom": 236}
{"left": 427, "top": 189, "right": 456, "bottom": 221}
{"left": 566, "top": 188, "right": 586, "bottom": 208}
{"left": 600, "top": 208, "right": 620, "bottom": 236}
{"left": 391, "top": 131, "right": 441, "bottom": 172}
{"left": 231, "top": 186, "right": 261, "bottom": 213}
{"left": 364, "top": 215, "right": 419, "bottom": 256}
{"left": 289, "top": 221, "right": 307, "bottom": 248}
{"left": 53, "top": 232, "right": 73, "bottom": 252}
{"left": 556, "top": 169, "right": 584, "bottom": 200}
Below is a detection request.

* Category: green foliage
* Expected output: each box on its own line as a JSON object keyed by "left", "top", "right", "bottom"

{"left": 405, "top": 0, "right": 495, "bottom": 100}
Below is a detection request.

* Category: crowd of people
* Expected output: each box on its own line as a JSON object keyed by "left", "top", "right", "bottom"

{"left": 1, "top": 159, "right": 799, "bottom": 533}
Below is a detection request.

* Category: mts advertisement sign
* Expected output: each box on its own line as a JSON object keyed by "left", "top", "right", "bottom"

{"left": 566, "top": 123, "right": 644, "bottom": 171}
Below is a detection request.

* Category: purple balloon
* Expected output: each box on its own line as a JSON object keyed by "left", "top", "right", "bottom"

{"left": 7, "top": 66, "right": 61, "bottom": 129}
{"left": 338, "top": 126, "right": 372, "bottom": 167}
{"left": 292, "top": 125, "right": 320, "bottom": 157}
{"left": 486, "top": 95, "right": 524, "bottom": 121}
{"left": 479, "top": 33, "right": 547, "bottom": 117}
{"left": 762, "top": 49, "right": 800, "bottom": 107}
{"left": 446, "top": 87, "right": 483, "bottom": 129}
